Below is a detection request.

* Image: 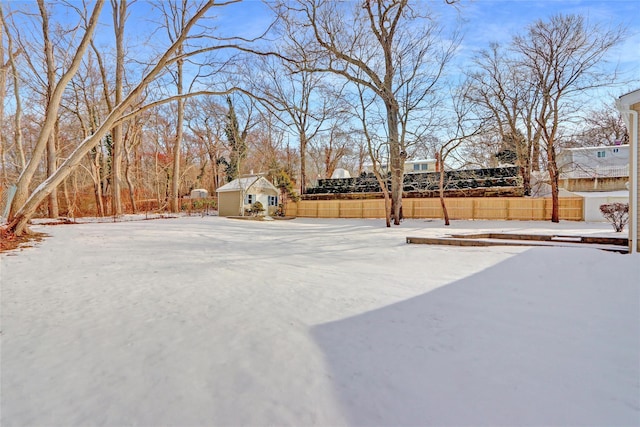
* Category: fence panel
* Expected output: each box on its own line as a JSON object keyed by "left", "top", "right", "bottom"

{"left": 362, "top": 199, "right": 386, "bottom": 218}
{"left": 410, "top": 199, "right": 442, "bottom": 219}
{"left": 318, "top": 201, "right": 340, "bottom": 218}
{"left": 284, "top": 200, "right": 298, "bottom": 217}
{"left": 340, "top": 200, "right": 364, "bottom": 218}
{"left": 296, "top": 200, "right": 318, "bottom": 217}
{"left": 287, "top": 196, "right": 583, "bottom": 221}
{"left": 558, "top": 197, "right": 584, "bottom": 221}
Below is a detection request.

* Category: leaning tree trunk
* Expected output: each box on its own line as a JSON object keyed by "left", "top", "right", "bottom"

{"left": 8, "top": 0, "right": 104, "bottom": 221}
{"left": 7, "top": 0, "right": 214, "bottom": 235}
{"left": 41, "top": 0, "right": 59, "bottom": 219}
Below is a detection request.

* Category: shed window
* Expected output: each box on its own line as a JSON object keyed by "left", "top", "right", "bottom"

{"left": 421, "top": 163, "right": 428, "bottom": 170}
{"left": 597, "top": 151, "right": 606, "bottom": 158}
{"left": 245, "top": 194, "right": 254, "bottom": 204}
{"left": 413, "top": 164, "right": 420, "bottom": 171}
{"left": 268, "top": 195, "right": 278, "bottom": 206}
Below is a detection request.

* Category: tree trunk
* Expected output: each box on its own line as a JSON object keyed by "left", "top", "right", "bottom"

{"left": 299, "top": 132, "right": 307, "bottom": 194}
{"left": 383, "top": 192, "right": 391, "bottom": 228}
{"left": 548, "top": 145, "right": 560, "bottom": 223}
{"left": 439, "top": 157, "right": 450, "bottom": 226}
{"left": 170, "top": 56, "right": 184, "bottom": 212}
{"left": 111, "top": 128, "right": 123, "bottom": 215}
{"left": 41, "top": 0, "right": 59, "bottom": 219}
{"left": 111, "top": 0, "right": 126, "bottom": 216}
{"left": 532, "top": 138, "right": 540, "bottom": 171}
{"left": 521, "top": 159, "right": 531, "bottom": 196}
{"left": 370, "top": 166, "right": 391, "bottom": 227}
{"left": 386, "top": 100, "right": 403, "bottom": 225}
{"left": 125, "top": 150, "right": 137, "bottom": 213}
{"left": 46, "top": 131, "right": 59, "bottom": 218}
{"left": 0, "top": 14, "right": 7, "bottom": 186}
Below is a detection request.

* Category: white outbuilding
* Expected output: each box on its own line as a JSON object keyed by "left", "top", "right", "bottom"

{"left": 216, "top": 175, "right": 280, "bottom": 217}
{"left": 331, "top": 168, "right": 351, "bottom": 179}
{"left": 190, "top": 188, "right": 209, "bottom": 198}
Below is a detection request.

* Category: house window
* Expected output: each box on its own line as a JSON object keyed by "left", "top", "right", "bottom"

{"left": 421, "top": 163, "right": 429, "bottom": 170}
{"left": 268, "top": 195, "right": 278, "bottom": 206}
{"left": 245, "top": 194, "right": 254, "bottom": 204}
{"left": 413, "top": 164, "right": 420, "bottom": 171}
{"left": 597, "top": 151, "right": 606, "bottom": 158}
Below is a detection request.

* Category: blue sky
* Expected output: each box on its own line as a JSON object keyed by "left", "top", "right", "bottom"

{"left": 5, "top": 0, "right": 638, "bottom": 100}
{"left": 459, "top": 1, "right": 638, "bottom": 63}
{"left": 212, "top": 0, "right": 639, "bottom": 91}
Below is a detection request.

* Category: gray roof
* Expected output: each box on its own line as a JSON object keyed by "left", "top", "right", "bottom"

{"left": 216, "top": 176, "right": 278, "bottom": 193}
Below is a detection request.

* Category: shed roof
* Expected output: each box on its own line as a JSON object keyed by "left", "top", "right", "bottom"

{"left": 216, "top": 175, "right": 278, "bottom": 193}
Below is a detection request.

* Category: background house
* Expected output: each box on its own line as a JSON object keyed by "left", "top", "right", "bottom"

{"left": 558, "top": 145, "right": 629, "bottom": 191}
{"left": 404, "top": 159, "right": 438, "bottom": 174}
{"left": 216, "top": 175, "right": 279, "bottom": 217}
{"left": 361, "top": 158, "right": 438, "bottom": 175}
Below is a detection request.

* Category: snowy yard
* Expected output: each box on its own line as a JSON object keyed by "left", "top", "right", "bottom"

{"left": 1, "top": 216, "right": 638, "bottom": 426}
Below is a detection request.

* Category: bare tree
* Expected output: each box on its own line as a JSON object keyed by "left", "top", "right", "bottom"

{"left": 0, "top": 4, "right": 26, "bottom": 180}
{"left": 308, "top": 122, "right": 352, "bottom": 179}
{"left": 513, "top": 14, "right": 625, "bottom": 222}
{"left": 466, "top": 43, "right": 540, "bottom": 195}
{"left": 6, "top": 0, "right": 250, "bottom": 235}
{"left": 185, "top": 97, "right": 228, "bottom": 193}
{"left": 8, "top": 0, "right": 105, "bottom": 222}
{"left": 353, "top": 81, "right": 392, "bottom": 226}
{"left": 0, "top": 9, "right": 5, "bottom": 187}
{"left": 277, "top": 0, "right": 459, "bottom": 225}
{"left": 109, "top": 0, "right": 129, "bottom": 215}
{"left": 437, "top": 85, "right": 485, "bottom": 226}
{"left": 246, "top": 52, "right": 332, "bottom": 195}
{"left": 37, "top": 0, "right": 61, "bottom": 218}
{"left": 570, "top": 102, "right": 629, "bottom": 147}
{"left": 155, "top": 0, "right": 191, "bottom": 213}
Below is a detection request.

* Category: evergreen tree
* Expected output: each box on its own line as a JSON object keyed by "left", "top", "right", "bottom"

{"left": 224, "top": 96, "right": 247, "bottom": 182}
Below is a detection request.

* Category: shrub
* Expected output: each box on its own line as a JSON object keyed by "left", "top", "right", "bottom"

{"left": 250, "top": 201, "right": 265, "bottom": 216}
{"left": 599, "top": 202, "right": 629, "bottom": 232}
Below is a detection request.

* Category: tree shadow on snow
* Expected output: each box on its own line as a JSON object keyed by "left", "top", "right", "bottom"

{"left": 311, "top": 248, "right": 639, "bottom": 427}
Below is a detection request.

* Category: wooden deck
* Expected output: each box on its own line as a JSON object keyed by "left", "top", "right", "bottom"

{"left": 406, "top": 233, "right": 629, "bottom": 253}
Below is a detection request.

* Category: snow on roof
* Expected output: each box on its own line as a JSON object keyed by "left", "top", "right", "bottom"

{"left": 571, "top": 190, "right": 629, "bottom": 198}
{"left": 404, "top": 158, "right": 437, "bottom": 164}
{"left": 560, "top": 144, "right": 629, "bottom": 152}
{"left": 216, "top": 175, "right": 278, "bottom": 193}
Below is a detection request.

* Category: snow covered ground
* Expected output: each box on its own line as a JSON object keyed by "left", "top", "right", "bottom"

{"left": 1, "top": 216, "right": 638, "bottom": 426}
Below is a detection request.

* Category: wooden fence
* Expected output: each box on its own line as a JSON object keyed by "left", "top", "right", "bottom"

{"left": 284, "top": 197, "right": 584, "bottom": 221}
